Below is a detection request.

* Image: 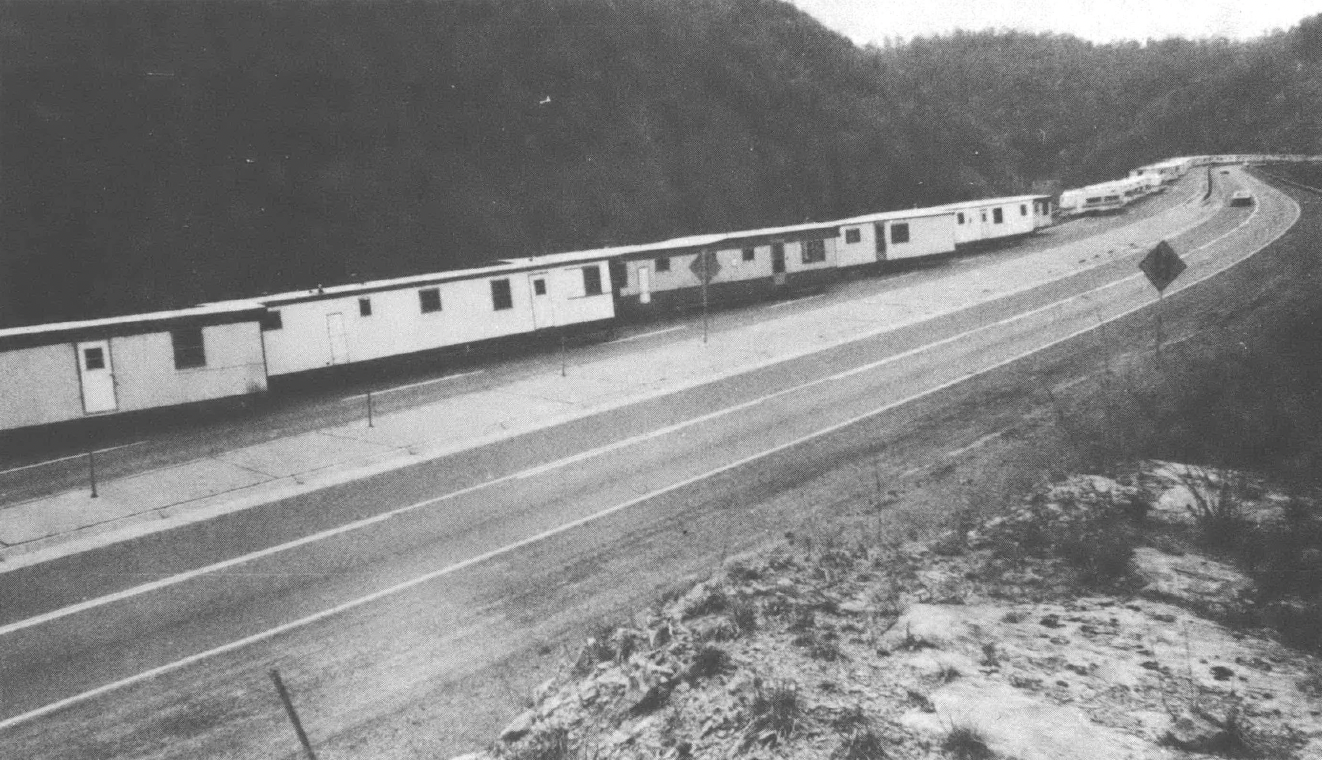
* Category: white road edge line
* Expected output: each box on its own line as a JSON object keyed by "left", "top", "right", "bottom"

{"left": 0, "top": 177, "right": 1294, "bottom": 732}
{"left": 341, "top": 371, "right": 485, "bottom": 401}
{"left": 763, "top": 293, "right": 825, "bottom": 310}
{"left": 610, "top": 326, "right": 686, "bottom": 344}
{"left": 0, "top": 442, "right": 147, "bottom": 478}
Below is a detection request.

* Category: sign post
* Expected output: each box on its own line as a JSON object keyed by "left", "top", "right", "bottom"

{"left": 690, "top": 250, "right": 720, "bottom": 344}
{"left": 1138, "top": 240, "right": 1187, "bottom": 360}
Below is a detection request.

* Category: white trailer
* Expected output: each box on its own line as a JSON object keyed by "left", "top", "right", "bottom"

{"left": 929, "top": 195, "right": 1052, "bottom": 246}
{"left": 0, "top": 303, "right": 268, "bottom": 431}
{"left": 249, "top": 253, "right": 616, "bottom": 377}
{"left": 833, "top": 208, "right": 959, "bottom": 268}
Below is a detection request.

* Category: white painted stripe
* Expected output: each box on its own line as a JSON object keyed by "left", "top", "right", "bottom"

{"left": 944, "top": 430, "right": 1008, "bottom": 460}
{"left": 0, "top": 183, "right": 1294, "bottom": 730}
{"left": 341, "top": 371, "right": 484, "bottom": 401}
{"left": 0, "top": 442, "right": 146, "bottom": 477}
{"left": 610, "top": 326, "right": 686, "bottom": 344}
{"left": 763, "top": 293, "right": 825, "bottom": 310}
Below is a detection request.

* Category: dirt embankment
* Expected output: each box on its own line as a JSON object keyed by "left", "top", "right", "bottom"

{"left": 460, "top": 463, "right": 1322, "bottom": 760}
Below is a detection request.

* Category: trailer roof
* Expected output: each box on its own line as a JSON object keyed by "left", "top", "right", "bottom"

{"left": 0, "top": 301, "right": 268, "bottom": 351}
{"left": 925, "top": 194, "right": 1051, "bottom": 212}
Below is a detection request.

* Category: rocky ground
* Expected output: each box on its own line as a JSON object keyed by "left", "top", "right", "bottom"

{"left": 451, "top": 462, "right": 1322, "bottom": 760}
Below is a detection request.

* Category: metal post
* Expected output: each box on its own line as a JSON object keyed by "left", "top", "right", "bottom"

{"left": 269, "top": 669, "right": 318, "bottom": 760}
{"left": 366, "top": 390, "right": 374, "bottom": 428}
{"left": 560, "top": 334, "right": 567, "bottom": 377}
{"left": 701, "top": 252, "right": 710, "bottom": 345}
{"left": 88, "top": 449, "right": 97, "bottom": 499}
{"left": 1155, "top": 289, "right": 1164, "bottom": 361}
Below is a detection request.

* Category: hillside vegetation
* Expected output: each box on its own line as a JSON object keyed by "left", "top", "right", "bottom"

{"left": 2, "top": 1, "right": 1320, "bottom": 325}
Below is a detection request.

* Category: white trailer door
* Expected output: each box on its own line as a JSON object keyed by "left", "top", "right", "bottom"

{"left": 326, "top": 313, "right": 349, "bottom": 365}
{"left": 528, "top": 274, "right": 556, "bottom": 329}
{"left": 77, "top": 340, "right": 117, "bottom": 413}
{"left": 637, "top": 265, "right": 651, "bottom": 305}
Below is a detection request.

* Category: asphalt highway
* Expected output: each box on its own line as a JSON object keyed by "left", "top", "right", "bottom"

{"left": 0, "top": 167, "right": 1305, "bottom": 759}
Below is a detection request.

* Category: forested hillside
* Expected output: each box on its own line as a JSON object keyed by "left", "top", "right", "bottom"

{"left": 2, "top": 1, "right": 1320, "bottom": 326}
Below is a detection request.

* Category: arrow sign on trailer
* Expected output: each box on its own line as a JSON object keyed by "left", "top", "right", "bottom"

{"left": 1138, "top": 240, "right": 1186, "bottom": 293}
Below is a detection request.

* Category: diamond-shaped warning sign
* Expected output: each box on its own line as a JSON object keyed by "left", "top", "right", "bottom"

{"left": 690, "top": 250, "right": 720, "bottom": 283}
{"left": 1139, "top": 240, "right": 1186, "bottom": 293}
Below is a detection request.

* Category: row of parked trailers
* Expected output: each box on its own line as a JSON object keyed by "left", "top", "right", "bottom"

{"left": 0, "top": 154, "right": 1313, "bottom": 432}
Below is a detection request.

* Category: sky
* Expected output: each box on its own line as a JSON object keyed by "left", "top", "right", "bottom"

{"left": 786, "top": 0, "right": 1322, "bottom": 45}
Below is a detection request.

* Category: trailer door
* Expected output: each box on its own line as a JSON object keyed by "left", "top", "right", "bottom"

{"left": 637, "top": 265, "right": 651, "bottom": 305}
{"left": 77, "top": 340, "right": 117, "bottom": 413}
{"left": 528, "top": 273, "right": 556, "bottom": 328}
{"left": 326, "top": 313, "right": 349, "bottom": 365}
{"left": 874, "top": 223, "right": 887, "bottom": 261}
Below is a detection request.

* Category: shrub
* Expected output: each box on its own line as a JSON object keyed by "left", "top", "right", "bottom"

{"left": 746, "top": 680, "right": 801, "bottom": 744}
{"left": 832, "top": 727, "right": 891, "bottom": 760}
{"left": 728, "top": 598, "right": 758, "bottom": 636}
{"left": 683, "top": 586, "right": 728, "bottom": 620}
{"left": 942, "top": 724, "right": 993, "bottom": 760}
{"left": 509, "top": 726, "right": 573, "bottom": 760}
{"left": 687, "top": 645, "right": 731, "bottom": 682}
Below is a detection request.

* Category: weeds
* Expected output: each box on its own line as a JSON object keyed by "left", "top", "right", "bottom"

{"left": 942, "top": 724, "right": 993, "bottom": 760}
{"left": 509, "top": 726, "right": 574, "bottom": 760}
{"left": 728, "top": 598, "right": 758, "bottom": 636}
{"left": 832, "top": 726, "right": 891, "bottom": 760}
{"left": 683, "top": 586, "right": 728, "bottom": 620}
{"left": 687, "top": 645, "right": 731, "bottom": 682}
{"left": 745, "top": 679, "right": 802, "bottom": 744}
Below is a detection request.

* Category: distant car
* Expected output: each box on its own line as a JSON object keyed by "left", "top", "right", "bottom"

{"left": 1220, "top": 169, "right": 1231, "bottom": 174}
{"left": 1229, "top": 190, "right": 1254, "bottom": 207}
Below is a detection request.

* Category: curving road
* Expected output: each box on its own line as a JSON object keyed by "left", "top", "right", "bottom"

{"left": 0, "top": 167, "right": 1307, "bottom": 759}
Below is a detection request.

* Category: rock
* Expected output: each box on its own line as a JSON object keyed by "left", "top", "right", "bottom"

{"left": 879, "top": 605, "right": 967, "bottom": 651}
{"left": 1133, "top": 548, "right": 1253, "bottom": 610}
{"left": 1160, "top": 708, "right": 1233, "bottom": 752}
{"left": 499, "top": 709, "right": 537, "bottom": 742}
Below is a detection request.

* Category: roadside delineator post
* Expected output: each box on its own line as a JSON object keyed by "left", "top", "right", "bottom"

{"left": 269, "top": 669, "right": 318, "bottom": 760}
{"left": 366, "top": 389, "right": 374, "bottom": 428}
{"left": 88, "top": 449, "right": 98, "bottom": 498}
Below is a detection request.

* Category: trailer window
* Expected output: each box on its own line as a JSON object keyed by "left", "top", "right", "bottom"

{"left": 419, "top": 288, "right": 442, "bottom": 313}
{"left": 1020, "top": 204, "right": 1028, "bottom": 216}
{"left": 358, "top": 298, "right": 372, "bottom": 317}
{"left": 533, "top": 278, "right": 547, "bottom": 295}
{"left": 742, "top": 247, "right": 756, "bottom": 262}
{"left": 992, "top": 208, "right": 1004, "bottom": 224}
{"left": 260, "top": 310, "right": 283, "bottom": 331}
{"left": 655, "top": 257, "right": 670, "bottom": 272}
{"left": 172, "top": 328, "right": 206, "bottom": 369}
{"left": 84, "top": 347, "right": 105, "bottom": 370}
{"left": 583, "top": 265, "right": 604, "bottom": 296}
{"left": 957, "top": 212, "right": 965, "bottom": 224}
{"left": 981, "top": 211, "right": 988, "bottom": 223}
{"left": 890, "top": 223, "right": 910, "bottom": 244}
{"left": 491, "top": 279, "right": 514, "bottom": 310}
{"left": 801, "top": 239, "right": 827, "bottom": 264}
{"left": 844, "top": 228, "right": 861, "bottom": 244}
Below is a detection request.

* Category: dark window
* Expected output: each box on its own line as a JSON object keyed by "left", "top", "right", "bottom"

{"left": 172, "top": 328, "right": 206, "bottom": 369}
{"left": 981, "top": 211, "right": 988, "bottom": 223}
{"left": 83, "top": 347, "right": 105, "bottom": 370}
{"left": 491, "top": 279, "right": 513, "bottom": 310}
{"left": 890, "top": 223, "right": 911, "bottom": 244}
{"left": 533, "top": 278, "right": 547, "bottom": 295}
{"left": 419, "top": 288, "right": 442, "bottom": 313}
{"left": 957, "top": 212, "right": 965, "bottom": 224}
{"left": 742, "top": 247, "right": 756, "bottom": 262}
{"left": 992, "top": 207, "right": 1004, "bottom": 224}
{"left": 1020, "top": 204, "right": 1028, "bottom": 216}
{"left": 801, "top": 239, "right": 827, "bottom": 264}
{"left": 260, "top": 310, "right": 283, "bottom": 331}
{"left": 874, "top": 224, "right": 886, "bottom": 254}
{"left": 358, "top": 298, "right": 372, "bottom": 317}
{"left": 844, "top": 228, "right": 861, "bottom": 244}
{"left": 771, "top": 242, "right": 786, "bottom": 273}
{"left": 655, "top": 257, "right": 670, "bottom": 272}
{"left": 583, "top": 265, "right": 603, "bottom": 296}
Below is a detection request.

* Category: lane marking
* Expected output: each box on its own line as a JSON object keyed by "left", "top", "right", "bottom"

{"left": 0, "top": 184, "right": 1283, "bottom": 642}
{"left": 0, "top": 442, "right": 147, "bottom": 478}
{"left": 944, "top": 430, "right": 1008, "bottom": 460}
{"left": 341, "top": 371, "right": 484, "bottom": 401}
{"left": 0, "top": 181, "right": 1295, "bottom": 730}
{"left": 763, "top": 293, "right": 825, "bottom": 310}
{"left": 610, "top": 326, "right": 686, "bottom": 344}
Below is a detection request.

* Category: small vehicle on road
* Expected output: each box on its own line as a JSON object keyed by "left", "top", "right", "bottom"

{"left": 1229, "top": 190, "right": 1254, "bottom": 207}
